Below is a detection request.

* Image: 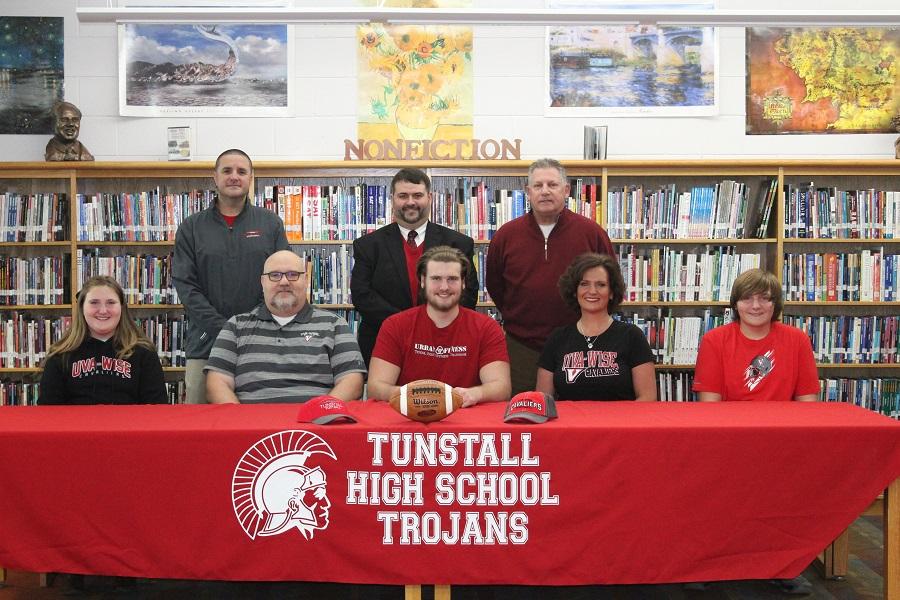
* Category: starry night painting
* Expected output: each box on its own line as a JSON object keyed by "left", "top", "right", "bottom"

{"left": 0, "top": 17, "right": 64, "bottom": 134}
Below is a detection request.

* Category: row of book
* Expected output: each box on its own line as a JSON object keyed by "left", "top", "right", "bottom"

{"left": 76, "top": 190, "right": 215, "bottom": 242}
{"left": 8, "top": 311, "right": 892, "bottom": 372}
{"left": 0, "top": 313, "right": 72, "bottom": 368}
{"left": 782, "top": 251, "right": 898, "bottom": 302}
{"left": 617, "top": 246, "right": 761, "bottom": 302}
{"left": 784, "top": 315, "right": 899, "bottom": 364}
{"left": 19, "top": 176, "right": 605, "bottom": 247}
{"left": 76, "top": 250, "right": 180, "bottom": 305}
{"left": 432, "top": 178, "right": 593, "bottom": 239}
{"left": 0, "top": 308, "right": 363, "bottom": 372}
{"left": 821, "top": 378, "right": 899, "bottom": 417}
{"left": 261, "top": 177, "right": 599, "bottom": 244}
{"left": 299, "top": 245, "right": 494, "bottom": 306}
{"left": 3, "top": 246, "right": 459, "bottom": 313}
{"left": 655, "top": 375, "right": 899, "bottom": 413}
{"left": 0, "top": 256, "right": 68, "bottom": 306}
{"left": 656, "top": 371, "right": 697, "bottom": 402}
{"left": 275, "top": 178, "right": 542, "bottom": 243}
{"left": 262, "top": 183, "right": 387, "bottom": 243}
{"left": 623, "top": 309, "right": 730, "bottom": 365}
{"left": 783, "top": 184, "right": 900, "bottom": 239}
{"left": 302, "top": 246, "right": 353, "bottom": 305}
{"left": 606, "top": 179, "right": 776, "bottom": 240}
{"left": 137, "top": 314, "right": 186, "bottom": 368}
{"left": 3, "top": 250, "right": 894, "bottom": 309}
{"left": 35, "top": 179, "right": 900, "bottom": 245}
{"left": 0, "top": 312, "right": 185, "bottom": 368}
{"left": 1, "top": 193, "right": 69, "bottom": 242}
{"left": 0, "top": 380, "right": 187, "bottom": 406}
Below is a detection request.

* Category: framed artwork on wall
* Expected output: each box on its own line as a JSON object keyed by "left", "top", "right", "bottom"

{"left": 118, "top": 23, "right": 292, "bottom": 117}
{"left": 544, "top": 0, "right": 718, "bottom": 116}
{"left": 357, "top": 23, "right": 474, "bottom": 148}
{"left": 356, "top": 0, "right": 475, "bottom": 155}
{"left": 746, "top": 27, "right": 900, "bottom": 134}
{"left": 0, "top": 16, "right": 64, "bottom": 134}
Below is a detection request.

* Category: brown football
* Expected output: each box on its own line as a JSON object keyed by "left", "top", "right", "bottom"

{"left": 388, "top": 379, "right": 464, "bottom": 423}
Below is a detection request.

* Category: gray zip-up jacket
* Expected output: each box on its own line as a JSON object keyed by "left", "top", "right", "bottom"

{"left": 173, "top": 200, "right": 289, "bottom": 359}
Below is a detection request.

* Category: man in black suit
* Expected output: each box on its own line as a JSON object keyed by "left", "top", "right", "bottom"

{"left": 351, "top": 168, "right": 479, "bottom": 367}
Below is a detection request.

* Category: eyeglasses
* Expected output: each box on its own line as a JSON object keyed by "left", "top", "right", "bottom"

{"left": 263, "top": 271, "right": 305, "bottom": 282}
{"left": 737, "top": 294, "right": 774, "bottom": 306}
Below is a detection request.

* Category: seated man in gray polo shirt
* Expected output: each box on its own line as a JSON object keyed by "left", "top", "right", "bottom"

{"left": 205, "top": 250, "right": 365, "bottom": 403}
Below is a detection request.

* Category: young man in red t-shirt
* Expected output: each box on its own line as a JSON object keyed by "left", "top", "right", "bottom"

{"left": 367, "top": 246, "right": 510, "bottom": 407}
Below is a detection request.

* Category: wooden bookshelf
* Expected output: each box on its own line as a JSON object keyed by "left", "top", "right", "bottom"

{"left": 1, "top": 160, "right": 898, "bottom": 405}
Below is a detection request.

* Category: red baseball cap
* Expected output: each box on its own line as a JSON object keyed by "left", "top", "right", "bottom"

{"left": 296, "top": 395, "right": 356, "bottom": 424}
{"left": 504, "top": 391, "right": 558, "bottom": 423}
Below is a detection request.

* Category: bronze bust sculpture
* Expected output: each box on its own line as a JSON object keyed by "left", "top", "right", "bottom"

{"left": 45, "top": 101, "right": 94, "bottom": 162}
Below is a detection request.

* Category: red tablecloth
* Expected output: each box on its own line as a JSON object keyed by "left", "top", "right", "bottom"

{"left": 1, "top": 401, "right": 899, "bottom": 585}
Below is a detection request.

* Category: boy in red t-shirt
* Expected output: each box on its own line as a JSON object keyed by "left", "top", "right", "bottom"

{"left": 368, "top": 246, "right": 510, "bottom": 407}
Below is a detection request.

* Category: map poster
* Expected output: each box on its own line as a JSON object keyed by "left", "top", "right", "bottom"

{"left": 746, "top": 27, "right": 900, "bottom": 134}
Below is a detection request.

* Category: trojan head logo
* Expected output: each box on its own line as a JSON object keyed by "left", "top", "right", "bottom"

{"left": 232, "top": 430, "right": 335, "bottom": 540}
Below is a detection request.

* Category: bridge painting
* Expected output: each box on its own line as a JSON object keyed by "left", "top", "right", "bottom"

{"left": 547, "top": 25, "right": 717, "bottom": 115}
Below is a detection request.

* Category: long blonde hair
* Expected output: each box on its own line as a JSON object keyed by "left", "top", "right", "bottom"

{"left": 45, "top": 276, "right": 156, "bottom": 362}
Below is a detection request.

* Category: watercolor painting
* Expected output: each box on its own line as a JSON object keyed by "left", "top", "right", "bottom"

{"left": 119, "top": 23, "right": 291, "bottom": 117}
{"left": 546, "top": 24, "right": 717, "bottom": 115}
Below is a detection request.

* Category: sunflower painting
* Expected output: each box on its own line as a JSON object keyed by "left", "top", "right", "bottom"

{"left": 357, "top": 4, "right": 473, "bottom": 155}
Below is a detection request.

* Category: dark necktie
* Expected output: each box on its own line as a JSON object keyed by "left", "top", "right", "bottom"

{"left": 407, "top": 230, "right": 418, "bottom": 248}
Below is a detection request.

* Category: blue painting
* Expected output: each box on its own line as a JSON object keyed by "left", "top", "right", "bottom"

{"left": 119, "top": 23, "right": 291, "bottom": 117}
{"left": 0, "top": 17, "right": 64, "bottom": 134}
{"left": 547, "top": 25, "right": 717, "bottom": 115}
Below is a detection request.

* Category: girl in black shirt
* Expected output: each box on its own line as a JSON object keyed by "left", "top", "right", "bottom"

{"left": 39, "top": 275, "right": 166, "bottom": 405}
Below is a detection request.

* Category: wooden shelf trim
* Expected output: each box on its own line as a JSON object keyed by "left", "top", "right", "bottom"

{"left": 0, "top": 241, "right": 70, "bottom": 247}
{"left": 0, "top": 305, "right": 72, "bottom": 310}
{"left": 784, "top": 301, "right": 900, "bottom": 307}
{"left": 613, "top": 238, "right": 776, "bottom": 245}
{"left": 77, "top": 240, "right": 176, "bottom": 247}
{"left": 816, "top": 363, "right": 900, "bottom": 369}
{"left": 783, "top": 238, "right": 900, "bottom": 244}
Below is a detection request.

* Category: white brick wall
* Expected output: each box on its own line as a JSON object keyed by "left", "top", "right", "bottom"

{"left": 0, "top": 0, "right": 896, "bottom": 161}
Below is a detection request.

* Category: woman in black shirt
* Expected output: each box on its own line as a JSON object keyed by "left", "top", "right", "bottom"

{"left": 536, "top": 253, "right": 656, "bottom": 401}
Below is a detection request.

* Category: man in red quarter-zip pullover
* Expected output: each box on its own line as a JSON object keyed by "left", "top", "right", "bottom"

{"left": 486, "top": 158, "right": 614, "bottom": 395}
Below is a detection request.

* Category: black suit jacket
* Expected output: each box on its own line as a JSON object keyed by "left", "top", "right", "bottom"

{"left": 351, "top": 222, "right": 479, "bottom": 366}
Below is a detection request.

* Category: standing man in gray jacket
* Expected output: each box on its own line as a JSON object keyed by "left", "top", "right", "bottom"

{"left": 173, "top": 148, "right": 289, "bottom": 404}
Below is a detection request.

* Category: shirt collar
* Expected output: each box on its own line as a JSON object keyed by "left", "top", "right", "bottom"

{"left": 397, "top": 221, "right": 428, "bottom": 243}
{"left": 255, "top": 301, "right": 312, "bottom": 324}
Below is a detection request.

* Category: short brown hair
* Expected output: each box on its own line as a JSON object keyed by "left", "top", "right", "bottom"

{"left": 416, "top": 245, "right": 470, "bottom": 301}
{"left": 392, "top": 168, "right": 431, "bottom": 194}
{"left": 729, "top": 268, "right": 783, "bottom": 321}
{"left": 558, "top": 253, "right": 624, "bottom": 314}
